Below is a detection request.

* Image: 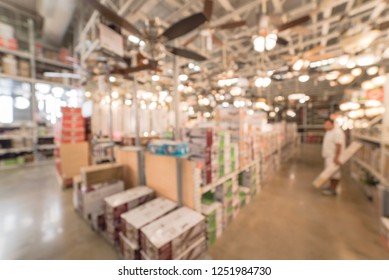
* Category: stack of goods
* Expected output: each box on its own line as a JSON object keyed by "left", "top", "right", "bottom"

{"left": 215, "top": 178, "right": 239, "bottom": 227}
{"left": 183, "top": 127, "right": 216, "bottom": 185}
{"left": 18, "top": 59, "right": 30, "bottom": 77}
{"left": 1, "top": 54, "right": 17, "bottom": 75}
{"left": 0, "top": 22, "right": 17, "bottom": 50}
{"left": 73, "top": 180, "right": 125, "bottom": 230}
{"left": 140, "top": 207, "right": 206, "bottom": 260}
{"left": 356, "top": 143, "right": 381, "bottom": 172}
{"left": 148, "top": 140, "right": 188, "bottom": 157}
{"left": 217, "top": 131, "right": 232, "bottom": 177}
{"left": 201, "top": 193, "right": 223, "bottom": 246}
{"left": 104, "top": 186, "right": 155, "bottom": 244}
{"left": 119, "top": 197, "right": 177, "bottom": 260}
{"left": 239, "top": 165, "right": 259, "bottom": 197}
{"left": 60, "top": 107, "right": 85, "bottom": 143}
{"left": 216, "top": 108, "right": 252, "bottom": 167}
{"left": 239, "top": 187, "right": 251, "bottom": 208}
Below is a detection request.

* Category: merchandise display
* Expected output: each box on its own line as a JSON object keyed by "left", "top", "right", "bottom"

{"left": 3, "top": 0, "right": 389, "bottom": 262}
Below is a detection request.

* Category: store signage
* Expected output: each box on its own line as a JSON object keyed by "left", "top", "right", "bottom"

{"left": 99, "top": 24, "right": 124, "bottom": 57}
{"left": 366, "top": 87, "right": 384, "bottom": 101}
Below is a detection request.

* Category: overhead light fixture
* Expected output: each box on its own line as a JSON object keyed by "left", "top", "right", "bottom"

{"left": 254, "top": 101, "right": 269, "bottom": 111}
{"left": 365, "top": 99, "right": 381, "bottom": 107}
{"left": 356, "top": 54, "right": 377, "bottom": 67}
{"left": 255, "top": 76, "right": 271, "bottom": 88}
{"left": 109, "top": 76, "right": 116, "bottom": 82}
{"left": 269, "top": 111, "right": 276, "bottom": 118}
{"left": 111, "top": 91, "right": 119, "bottom": 99}
{"left": 43, "top": 72, "right": 81, "bottom": 79}
{"left": 339, "top": 101, "right": 360, "bottom": 111}
{"left": 203, "top": 112, "right": 211, "bottom": 118}
{"left": 178, "top": 74, "right": 188, "bottom": 81}
{"left": 193, "top": 65, "right": 201, "bottom": 72}
{"left": 298, "top": 74, "right": 310, "bottom": 83}
{"left": 125, "top": 99, "right": 132, "bottom": 106}
{"left": 337, "top": 55, "right": 349, "bottom": 66}
{"left": 128, "top": 35, "right": 141, "bottom": 44}
{"left": 274, "top": 96, "right": 284, "bottom": 102}
{"left": 177, "top": 84, "right": 185, "bottom": 91}
{"left": 337, "top": 74, "right": 354, "bottom": 85}
{"left": 288, "top": 93, "right": 306, "bottom": 101}
{"left": 151, "top": 74, "right": 160, "bottom": 81}
{"left": 84, "top": 91, "right": 91, "bottom": 98}
{"left": 233, "top": 99, "right": 246, "bottom": 108}
{"left": 366, "top": 66, "right": 379, "bottom": 76}
{"left": 52, "top": 87, "right": 64, "bottom": 97}
{"left": 165, "top": 96, "right": 173, "bottom": 103}
{"left": 348, "top": 109, "right": 365, "bottom": 119}
{"left": 253, "top": 33, "right": 277, "bottom": 52}
{"left": 222, "top": 102, "right": 229, "bottom": 108}
{"left": 35, "top": 83, "right": 51, "bottom": 94}
{"left": 14, "top": 96, "right": 30, "bottom": 110}
{"left": 230, "top": 86, "right": 242, "bottom": 96}
{"left": 372, "top": 75, "right": 386, "bottom": 86}
{"left": 325, "top": 71, "right": 340, "bottom": 81}
{"left": 365, "top": 107, "right": 385, "bottom": 118}
{"left": 361, "top": 80, "right": 375, "bottom": 90}
{"left": 346, "top": 60, "right": 356, "bottom": 69}
{"left": 286, "top": 109, "right": 296, "bottom": 117}
{"left": 351, "top": 68, "right": 362, "bottom": 76}
{"left": 292, "top": 59, "right": 308, "bottom": 71}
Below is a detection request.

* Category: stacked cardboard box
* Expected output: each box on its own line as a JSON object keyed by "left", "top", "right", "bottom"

{"left": 184, "top": 127, "right": 216, "bottom": 185}
{"left": 60, "top": 107, "right": 85, "bottom": 143}
{"left": 239, "top": 165, "right": 259, "bottom": 197}
{"left": 140, "top": 207, "right": 206, "bottom": 260}
{"left": 239, "top": 187, "right": 251, "bottom": 208}
{"left": 119, "top": 197, "right": 177, "bottom": 260}
{"left": 18, "top": 59, "right": 30, "bottom": 77}
{"left": 104, "top": 186, "right": 155, "bottom": 244}
{"left": 74, "top": 180, "right": 124, "bottom": 230}
{"left": 1, "top": 54, "right": 17, "bottom": 75}
{"left": 215, "top": 178, "right": 239, "bottom": 227}
{"left": 201, "top": 199, "right": 223, "bottom": 246}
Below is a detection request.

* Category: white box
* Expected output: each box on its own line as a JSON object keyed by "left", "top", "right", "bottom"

{"left": 121, "top": 197, "right": 177, "bottom": 244}
{"left": 140, "top": 207, "right": 205, "bottom": 260}
{"left": 119, "top": 232, "right": 139, "bottom": 260}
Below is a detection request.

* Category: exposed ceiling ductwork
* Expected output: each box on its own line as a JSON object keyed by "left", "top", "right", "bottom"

{"left": 37, "top": 0, "right": 77, "bottom": 45}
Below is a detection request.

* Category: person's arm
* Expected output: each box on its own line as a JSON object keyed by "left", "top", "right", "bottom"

{"left": 334, "top": 143, "right": 341, "bottom": 165}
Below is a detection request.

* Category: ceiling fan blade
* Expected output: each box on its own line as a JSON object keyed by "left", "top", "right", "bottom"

{"left": 212, "top": 34, "right": 223, "bottom": 46}
{"left": 166, "top": 46, "right": 207, "bottom": 61}
{"left": 277, "top": 36, "right": 289, "bottom": 46}
{"left": 162, "top": 13, "right": 207, "bottom": 41}
{"left": 203, "top": 0, "right": 213, "bottom": 21}
{"left": 277, "top": 15, "right": 310, "bottom": 32}
{"left": 83, "top": 0, "right": 143, "bottom": 38}
{"left": 213, "top": 20, "right": 246, "bottom": 30}
{"left": 183, "top": 32, "right": 200, "bottom": 47}
{"left": 114, "top": 60, "right": 158, "bottom": 75}
{"left": 303, "top": 45, "right": 324, "bottom": 58}
{"left": 376, "top": 20, "right": 389, "bottom": 30}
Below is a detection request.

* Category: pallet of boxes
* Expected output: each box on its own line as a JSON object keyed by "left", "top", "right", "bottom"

{"left": 57, "top": 107, "right": 89, "bottom": 187}
{"left": 73, "top": 162, "right": 207, "bottom": 260}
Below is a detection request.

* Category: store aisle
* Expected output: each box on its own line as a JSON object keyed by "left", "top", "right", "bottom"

{"left": 1, "top": 144, "right": 388, "bottom": 259}
{"left": 209, "top": 144, "right": 389, "bottom": 259}
{"left": 0, "top": 164, "right": 118, "bottom": 260}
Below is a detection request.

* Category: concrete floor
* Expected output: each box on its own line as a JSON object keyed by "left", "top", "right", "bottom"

{"left": 0, "top": 144, "right": 388, "bottom": 259}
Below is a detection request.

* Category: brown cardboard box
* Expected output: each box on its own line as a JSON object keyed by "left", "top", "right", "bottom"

{"left": 59, "top": 142, "right": 89, "bottom": 178}
{"left": 121, "top": 197, "right": 177, "bottom": 244}
{"left": 140, "top": 207, "right": 206, "bottom": 260}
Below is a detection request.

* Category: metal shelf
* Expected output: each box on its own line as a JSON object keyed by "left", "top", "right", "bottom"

{"left": 0, "top": 147, "right": 34, "bottom": 155}
{"left": 0, "top": 73, "right": 74, "bottom": 88}
{"left": 0, "top": 135, "right": 33, "bottom": 140}
{"left": 353, "top": 133, "right": 381, "bottom": 144}
{"left": 354, "top": 158, "right": 389, "bottom": 187}
{"left": 37, "top": 144, "right": 57, "bottom": 150}
{"left": 0, "top": 47, "right": 31, "bottom": 59}
{"left": 36, "top": 56, "right": 73, "bottom": 69}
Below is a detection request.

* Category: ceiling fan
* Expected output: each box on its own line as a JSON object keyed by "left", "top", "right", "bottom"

{"left": 83, "top": 0, "right": 209, "bottom": 76}
{"left": 183, "top": 0, "right": 246, "bottom": 50}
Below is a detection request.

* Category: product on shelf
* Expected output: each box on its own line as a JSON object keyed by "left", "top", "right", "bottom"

{"left": 1, "top": 54, "right": 17, "bottom": 75}
{"left": 74, "top": 180, "right": 125, "bottom": 230}
{"left": 239, "top": 187, "right": 251, "bottom": 208}
{"left": 60, "top": 107, "right": 85, "bottom": 143}
{"left": 215, "top": 178, "right": 239, "bottom": 227}
{"left": 201, "top": 199, "right": 223, "bottom": 246}
{"left": 140, "top": 207, "right": 206, "bottom": 260}
{"left": 104, "top": 186, "right": 155, "bottom": 244}
{"left": 148, "top": 139, "right": 188, "bottom": 156}
{"left": 18, "top": 59, "right": 30, "bottom": 77}
{"left": 0, "top": 22, "right": 17, "bottom": 50}
{"left": 119, "top": 232, "right": 140, "bottom": 260}
{"left": 121, "top": 197, "right": 177, "bottom": 245}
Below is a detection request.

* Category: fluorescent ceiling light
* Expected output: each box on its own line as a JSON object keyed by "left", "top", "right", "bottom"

{"left": 365, "top": 99, "right": 381, "bottom": 107}
{"left": 178, "top": 74, "right": 188, "bottom": 81}
{"left": 337, "top": 74, "right": 354, "bottom": 85}
{"left": 351, "top": 68, "right": 362, "bottom": 76}
{"left": 288, "top": 93, "right": 306, "bottom": 100}
{"left": 151, "top": 74, "right": 160, "bottom": 81}
{"left": 298, "top": 75, "right": 310, "bottom": 83}
{"left": 372, "top": 75, "right": 386, "bottom": 86}
{"left": 325, "top": 71, "right": 340, "bottom": 81}
{"left": 361, "top": 80, "right": 375, "bottom": 90}
{"left": 366, "top": 66, "right": 379, "bottom": 76}
{"left": 109, "top": 76, "right": 116, "bottom": 82}
{"left": 14, "top": 96, "right": 30, "bottom": 110}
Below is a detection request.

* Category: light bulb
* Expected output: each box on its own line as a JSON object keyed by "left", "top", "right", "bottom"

{"left": 151, "top": 74, "right": 160, "bottom": 81}
{"left": 298, "top": 75, "right": 310, "bottom": 83}
{"left": 351, "top": 68, "right": 362, "bottom": 76}
{"left": 367, "top": 66, "right": 379, "bottom": 76}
